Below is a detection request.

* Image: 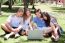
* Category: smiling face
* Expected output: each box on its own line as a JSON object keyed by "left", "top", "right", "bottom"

{"left": 35, "top": 9, "right": 42, "bottom": 18}
{"left": 43, "top": 15, "right": 47, "bottom": 20}
{"left": 35, "top": 12, "right": 41, "bottom": 18}
{"left": 26, "top": 10, "right": 31, "bottom": 17}
{"left": 17, "top": 11, "right": 23, "bottom": 17}
{"left": 16, "top": 8, "right": 24, "bottom": 17}
{"left": 42, "top": 12, "right": 51, "bottom": 21}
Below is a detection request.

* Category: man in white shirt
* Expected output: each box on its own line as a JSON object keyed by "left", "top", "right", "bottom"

{"left": 1, "top": 8, "right": 24, "bottom": 40}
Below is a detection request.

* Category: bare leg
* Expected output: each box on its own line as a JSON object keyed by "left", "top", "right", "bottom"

{"left": 51, "top": 27, "right": 59, "bottom": 41}
{"left": 5, "top": 23, "right": 13, "bottom": 31}
{"left": 25, "top": 30, "right": 28, "bottom": 36}
{"left": 5, "top": 23, "right": 20, "bottom": 33}
{"left": 1, "top": 24, "right": 11, "bottom": 33}
{"left": 43, "top": 27, "right": 53, "bottom": 34}
{"left": 53, "top": 27, "right": 59, "bottom": 38}
{"left": 43, "top": 27, "right": 59, "bottom": 37}
{"left": 20, "top": 31, "right": 26, "bottom": 35}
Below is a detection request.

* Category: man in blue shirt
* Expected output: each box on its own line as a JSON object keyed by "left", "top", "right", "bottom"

{"left": 32, "top": 9, "right": 46, "bottom": 30}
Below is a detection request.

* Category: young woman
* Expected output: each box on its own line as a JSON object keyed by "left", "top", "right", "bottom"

{"left": 1, "top": 8, "right": 24, "bottom": 40}
{"left": 22, "top": 8, "right": 33, "bottom": 35}
{"left": 42, "top": 12, "right": 60, "bottom": 41}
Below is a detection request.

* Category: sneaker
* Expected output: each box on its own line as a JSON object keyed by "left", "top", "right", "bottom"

{"left": 4, "top": 32, "right": 14, "bottom": 40}
{"left": 4, "top": 34, "right": 10, "bottom": 40}
{"left": 55, "top": 36, "right": 59, "bottom": 41}
{"left": 15, "top": 33, "right": 20, "bottom": 38}
{"left": 51, "top": 35, "right": 59, "bottom": 42}
{"left": 51, "top": 35, "right": 56, "bottom": 42}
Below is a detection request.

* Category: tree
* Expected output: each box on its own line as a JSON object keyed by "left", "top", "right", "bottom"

{"left": 8, "top": 0, "right": 13, "bottom": 10}
{"left": 23, "top": 0, "right": 29, "bottom": 9}
{"left": 0, "top": 0, "right": 2, "bottom": 15}
{"left": 32, "top": 0, "right": 35, "bottom": 9}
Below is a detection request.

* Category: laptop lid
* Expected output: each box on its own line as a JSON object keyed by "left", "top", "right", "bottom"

{"left": 27, "top": 29, "right": 43, "bottom": 40}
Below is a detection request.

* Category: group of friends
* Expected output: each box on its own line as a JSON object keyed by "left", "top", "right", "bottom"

{"left": 1, "top": 8, "right": 63, "bottom": 41}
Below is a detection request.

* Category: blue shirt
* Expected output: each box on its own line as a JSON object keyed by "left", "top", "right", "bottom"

{"left": 33, "top": 17, "right": 46, "bottom": 28}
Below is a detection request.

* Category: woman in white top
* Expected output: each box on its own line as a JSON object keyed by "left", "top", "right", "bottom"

{"left": 1, "top": 8, "right": 24, "bottom": 39}
{"left": 22, "top": 8, "right": 33, "bottom": 35}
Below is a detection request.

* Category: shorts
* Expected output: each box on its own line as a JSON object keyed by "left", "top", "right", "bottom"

{"left": 12, "top": 27, "right": 18, "bottom": 29}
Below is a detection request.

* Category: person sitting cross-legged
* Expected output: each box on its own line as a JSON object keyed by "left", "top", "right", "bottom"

{"left": 20, "top": 8, "right": 33, "bottom": 36}
{"left": 1, "top": 8, "right": 24, "bottom": 40}
{"left": 42, "top": 12, "right": 60, "bottom": 41}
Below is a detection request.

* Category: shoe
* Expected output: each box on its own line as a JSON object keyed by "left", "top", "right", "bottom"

{"left": 51, "top": 35, "right": 59, "bottom": 42}
{"left": 4, "top": 32, "right": 14, "bottom": 40}
{"left": 15, "top": 33, "right": 20, "bottom": 38}
{"left": 4, "top": 34, "right": 10, "bottom": 40}
{"left": 51, "top": 35, "right": 55, "bottom": 42}
{"left": 55, "top": 36, "right": 59, "bottom": 41}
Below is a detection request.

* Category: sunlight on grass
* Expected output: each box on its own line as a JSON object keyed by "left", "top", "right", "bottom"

{"left": 0, "top": 3, "right": 65, "bottom": 43}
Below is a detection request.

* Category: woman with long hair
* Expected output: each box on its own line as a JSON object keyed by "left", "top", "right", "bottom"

{"left": 22, "top": 8, "right": 33, "bottom": 35}
{"left": 42, "top": 12, "right": 60, "bottom": 41}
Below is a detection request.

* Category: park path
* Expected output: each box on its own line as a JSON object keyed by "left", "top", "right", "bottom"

{"left": 34, "top": 3, "right": 52, "bottom": 12}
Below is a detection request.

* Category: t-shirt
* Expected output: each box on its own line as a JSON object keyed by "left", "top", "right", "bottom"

{"left": 50, "top": 17, "right": 59, "bottom": 27}
{"left": 23, "top": 16, "right": 31, "bottom": 30}
{"left": 7, "top": 14, "right": 23, "bottom": 29}
{"left": 51, "top": 17, "right": 57, "bottom": 24}
{"left": 33, "top": 17, "right": 46, "bottom": 28}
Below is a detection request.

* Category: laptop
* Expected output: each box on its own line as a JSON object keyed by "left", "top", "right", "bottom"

{"left": 27, "top": 29, "right": 44, "bottom": 40}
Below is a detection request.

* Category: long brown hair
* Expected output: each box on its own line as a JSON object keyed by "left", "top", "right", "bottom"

{"left": 23, "top": 8, "right": 31, "bottom": 21}
{"left": 42, "top": 12, "right": 51, "bottom": 26}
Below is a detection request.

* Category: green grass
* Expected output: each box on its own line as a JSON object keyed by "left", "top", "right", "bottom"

{"left": 0, "top": 13, "right": 65, "bottom": 43}
{"left": 0, "top": 3, "right": 65, "bottom": 43}
{"left": 51, "top": 7, "right": 65, "bottom": 13}
{"left": 0, "top": 14, "right": 52, "bottom": 43}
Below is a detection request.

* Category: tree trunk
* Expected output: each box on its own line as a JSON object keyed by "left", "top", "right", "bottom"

{"left": 8, "top": 0, "right": 12, "bottom": 10}
{"left": 23, "top": 0, "right": 29, "bottom": 9}
{"left": 32, "top": 0, "right": 35, "bottom": 9}
{"left": 0, "top": 2, "right": 1, "bottom": 15}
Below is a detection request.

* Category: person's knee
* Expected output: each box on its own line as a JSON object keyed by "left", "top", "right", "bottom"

{"left": 44, "top": 27, "right": 53, "bottom": 33}
{"left": 1, "top": 24, "right": 5, "bottom": 28}
{"left": 1, "top": 24, "right": 6, "bottom": 31}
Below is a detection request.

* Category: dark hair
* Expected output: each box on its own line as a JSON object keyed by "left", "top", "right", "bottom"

{"left": 42, "top": 12, "right": 51, "bottom": 26}
{"left": 23, "top": 8, "right": 31, "bottom": 21}
{"left": 35, "top": 9, "right": 43, "bottom": 18}
{"left": 35, "top": 9, "right": 41, "bottom": 14}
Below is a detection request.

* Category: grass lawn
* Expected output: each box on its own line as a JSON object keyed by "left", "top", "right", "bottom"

{"left": 0, "top": 3, "right": 65, "bottom": 43}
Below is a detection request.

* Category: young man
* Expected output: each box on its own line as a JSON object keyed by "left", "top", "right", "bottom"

{"left": 1, "top": 8, "right": 24, "bottom": 40}
{"left": 32, "top": 9, "right": 46, "bottom": 30}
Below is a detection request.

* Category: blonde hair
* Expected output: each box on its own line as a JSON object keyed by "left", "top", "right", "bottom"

{"left": 18, "top": 8, "right": 24, "bottom": 12}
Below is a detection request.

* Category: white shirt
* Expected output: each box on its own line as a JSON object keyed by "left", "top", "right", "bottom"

{"left": 7, "top": 14, "right": 23, "bottom": 29}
